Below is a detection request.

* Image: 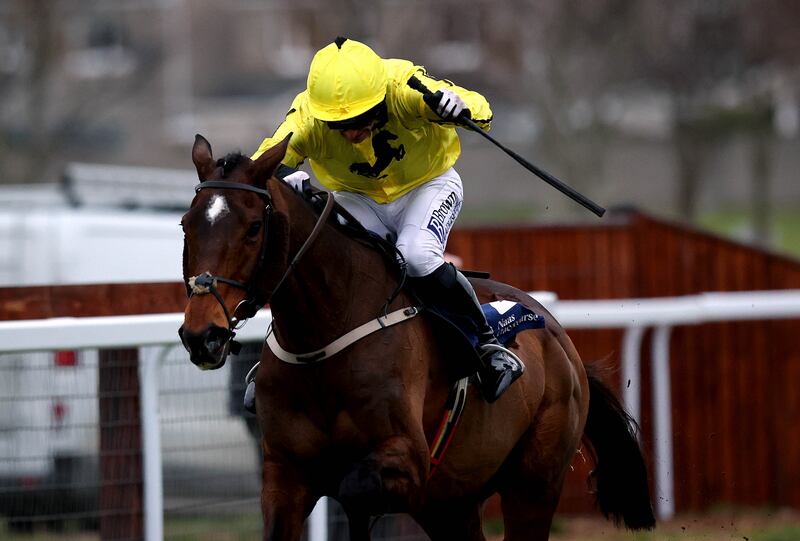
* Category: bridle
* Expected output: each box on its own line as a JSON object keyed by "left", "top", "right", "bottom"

{"left": 185, "top": 179, "right": 335, "bottom": 351}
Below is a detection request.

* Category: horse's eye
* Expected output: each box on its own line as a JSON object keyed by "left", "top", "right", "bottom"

{"left": 246, "top": 221, "right": 262, "bottom": 238}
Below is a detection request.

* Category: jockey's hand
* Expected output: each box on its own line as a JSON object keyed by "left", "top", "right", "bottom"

{"left": 282, "top": 170, "right": 311, "bottom": 194}
{"left": 435, "top": 88, "right": 469, "bottom": 120}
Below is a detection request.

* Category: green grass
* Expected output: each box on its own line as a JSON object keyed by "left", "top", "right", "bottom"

{"left": 758, "top": 526, "right": 800, "bottom": 541}
{"left": 699, "top": 207, "right": 800, "bottom": 258}
{"left": 164, "top": 513, "right": 262, "bottom": 540}
{"left": 0, "top": 527, "right": 96, "bottom": 541}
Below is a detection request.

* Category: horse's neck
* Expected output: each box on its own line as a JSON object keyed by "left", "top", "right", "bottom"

{"left": 269, "top": 190, "right": 401, "bottom": 351}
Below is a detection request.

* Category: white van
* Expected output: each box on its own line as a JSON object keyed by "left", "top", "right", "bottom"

{"left": 0, "top": 175, "right": 190, "bottom": 529}
{"left": 0, "top": 206, "right": 184, "bottom": 287}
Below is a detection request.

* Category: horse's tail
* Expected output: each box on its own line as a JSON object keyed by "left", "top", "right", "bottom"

{"left": 582, "top": 363, "right": 656, "bottom": 530}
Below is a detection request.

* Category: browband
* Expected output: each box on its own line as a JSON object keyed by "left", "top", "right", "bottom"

{"left": 196, "top": 180, "right": 271, "bottom": 199}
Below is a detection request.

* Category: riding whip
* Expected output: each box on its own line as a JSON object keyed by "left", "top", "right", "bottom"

{"left": 407, "top": 75, "right": 606, "bottom": 218}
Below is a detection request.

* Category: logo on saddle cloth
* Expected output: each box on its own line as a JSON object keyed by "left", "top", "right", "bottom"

{"left": 426, "top": 191, "right": 461, "bottom": 244}
{"left": 482, "top": 300, "right": 545, "bottom": 345}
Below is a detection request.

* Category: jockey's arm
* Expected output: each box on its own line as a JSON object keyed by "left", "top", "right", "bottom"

{"left": 397, "top": 67, "right": 492, "bottom": 131}
{"left": 251, "top": 95, "right": 309, "bottom": 167}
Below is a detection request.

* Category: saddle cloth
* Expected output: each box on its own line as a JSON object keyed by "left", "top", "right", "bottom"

{"left": 481, "top": 300, "right": 546, "bottom": 346}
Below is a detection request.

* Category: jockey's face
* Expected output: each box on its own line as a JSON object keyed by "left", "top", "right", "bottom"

{"left": 326, "top": 101, "right": 386, "bottom": 144}
{"left": 339, "top": 121, "right": 378, "bottom": 144}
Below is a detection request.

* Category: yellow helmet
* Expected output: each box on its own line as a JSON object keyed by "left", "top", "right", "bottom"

{"left": 306, "top": 37, "right": 387, "bottom": 122}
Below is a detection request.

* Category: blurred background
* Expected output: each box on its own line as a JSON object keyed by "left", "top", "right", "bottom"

{"left": 1, "top": 1, "right": 799, "bottom": 540}
{"left": 1, "top": 0, "right": 799, "bottom": 251}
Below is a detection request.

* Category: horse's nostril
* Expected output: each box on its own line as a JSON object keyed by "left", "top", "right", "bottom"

{"left": 178, "top": 325, "right": 193, "bottom": 353}
{"left": 181, "top": 324, "right": 230, "bottom": 369}
{"left": 204, "top": 325, "right": 231, "bottom": 353}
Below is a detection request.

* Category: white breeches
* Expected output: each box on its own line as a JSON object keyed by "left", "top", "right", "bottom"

{"left": 334, "top": 168, "right": 463, "bottom": 277}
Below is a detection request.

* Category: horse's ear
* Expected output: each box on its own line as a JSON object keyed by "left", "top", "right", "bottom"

{"left": 192, "top": 134, "right": 215, "bottom": 179}
{"left": 251, "top": 133, "right": 292, "bottom": 186}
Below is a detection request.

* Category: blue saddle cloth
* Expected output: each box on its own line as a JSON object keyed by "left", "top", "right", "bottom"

{"left": 480, "top": 300, "right": 545, "bottom": 346}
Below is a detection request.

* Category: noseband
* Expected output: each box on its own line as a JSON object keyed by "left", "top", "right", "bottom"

{"left": 186, "top": 180, "right": 334, "bottom": 351}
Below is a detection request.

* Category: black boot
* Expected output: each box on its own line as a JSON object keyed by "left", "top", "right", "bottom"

{"left": 413, "top": 263, "right": 525, "bottom": 403}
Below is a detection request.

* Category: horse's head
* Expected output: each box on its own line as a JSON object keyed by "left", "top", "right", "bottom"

{"left": 179, "top": 134, "right": 290, "bottom": 369}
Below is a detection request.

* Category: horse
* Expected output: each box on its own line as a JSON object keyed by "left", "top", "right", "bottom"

{"left": 178, "top": 134, "right": 655, "bottom": 541}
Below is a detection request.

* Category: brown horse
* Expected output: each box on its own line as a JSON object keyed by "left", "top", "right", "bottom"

{"left": 179, "top": 134, "right": 655, "bottom": 541}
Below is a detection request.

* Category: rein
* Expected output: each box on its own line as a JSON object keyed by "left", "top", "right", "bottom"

{"left": 187, "top": 180, "right": 335, "bottom": 349}
{"left": 270, "top": 191, "right": 335, "bottom": 298}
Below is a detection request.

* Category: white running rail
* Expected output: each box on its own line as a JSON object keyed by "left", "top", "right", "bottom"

{"left": 1, "top": 289, "right": 799, "bottom": 536}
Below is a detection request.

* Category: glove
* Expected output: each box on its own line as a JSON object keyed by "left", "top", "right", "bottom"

{"left": 282, "top": 170, "right": 310, "bottom": 193}
{"left": 435, "top": 88, "right": 467, "bottom": 120}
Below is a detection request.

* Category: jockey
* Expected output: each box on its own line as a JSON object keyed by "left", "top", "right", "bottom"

{"left": 252, "top": 37, "right": 524, "bottom": 403}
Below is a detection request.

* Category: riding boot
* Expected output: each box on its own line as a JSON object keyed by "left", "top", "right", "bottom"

{"left": 413, "top": 263, "right": 525, "bottom": 403}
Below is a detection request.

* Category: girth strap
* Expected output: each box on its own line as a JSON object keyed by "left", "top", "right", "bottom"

{"left": 266, "top": 306, "right": 422, "bottom": 364}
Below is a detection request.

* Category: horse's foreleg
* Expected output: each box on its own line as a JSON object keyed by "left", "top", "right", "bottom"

{"left": 338, "top": 435, "right": 428, "bottom": 517}
{"left": 261, "top": 460, "right": 316, "bottom": 541}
